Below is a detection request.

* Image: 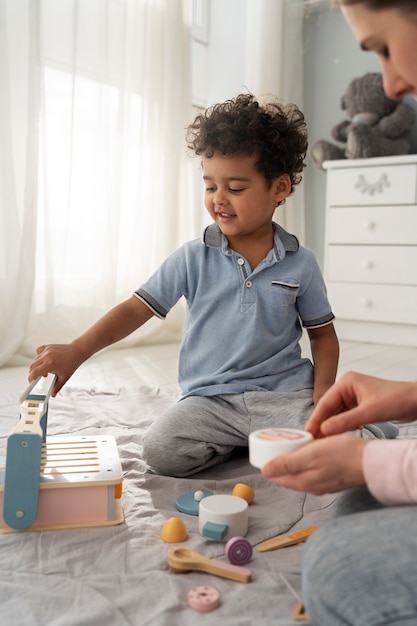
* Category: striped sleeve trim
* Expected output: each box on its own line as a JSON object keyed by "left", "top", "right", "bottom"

{"left": 302, "top": 312, "right": 335, "bottom": 329}
{"left": 133, "top": 289, "right": 167, "bottom": 319}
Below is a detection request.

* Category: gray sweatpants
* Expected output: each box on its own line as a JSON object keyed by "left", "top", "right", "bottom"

{"left": 142, "top": 390, "right": 313, "bottom": 477}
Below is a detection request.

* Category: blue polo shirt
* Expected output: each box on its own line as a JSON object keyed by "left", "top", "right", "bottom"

{"left": 135, "top": 222, "right": 334, "bottom": 399}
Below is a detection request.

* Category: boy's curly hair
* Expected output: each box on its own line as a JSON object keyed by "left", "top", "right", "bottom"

{"left": 186, "top": 93, "right": 308, "bottom": 193}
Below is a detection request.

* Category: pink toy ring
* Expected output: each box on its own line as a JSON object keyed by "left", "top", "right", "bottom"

{"left": 225, "top": 536, "right": 253, "bottom": 565}
{"left": 187, "top": 585, "right": 220, "bottom": 612}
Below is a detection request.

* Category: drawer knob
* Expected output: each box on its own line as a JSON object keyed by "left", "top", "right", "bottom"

{"left": 360, "top": 298, "right": 373, "bottom": 308}
{"left": 363, "top": 220, "right": 376, "bottom": 231}
{"left": 361, "top": 259, "right": 374, "bottom": 270}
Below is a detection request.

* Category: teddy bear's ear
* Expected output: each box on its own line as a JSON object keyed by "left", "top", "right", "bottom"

{"left": 340, "top": 95, "right": 347, "bottom": 110}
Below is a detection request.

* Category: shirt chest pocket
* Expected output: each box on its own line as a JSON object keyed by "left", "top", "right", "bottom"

{"left": 270, "top": 280, "right": 300, "bottom": 307}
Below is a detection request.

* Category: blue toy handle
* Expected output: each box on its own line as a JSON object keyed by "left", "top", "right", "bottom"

{"left": 3, "top": 432, "right": 43, "bottom": 529}
{"left": 3, "top": 374, "right": 56, "bottom": 530}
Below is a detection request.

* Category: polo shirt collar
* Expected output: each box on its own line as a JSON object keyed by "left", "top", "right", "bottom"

{"left": 202, "top": 221, "right": 299, "bottom": 259}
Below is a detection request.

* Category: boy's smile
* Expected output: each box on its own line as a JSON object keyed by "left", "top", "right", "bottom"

{"left": 215, "top": 209, "right": 237, "bottom": 223}
{"left": 202, "top": 152, "right": 290, "bottom": 254}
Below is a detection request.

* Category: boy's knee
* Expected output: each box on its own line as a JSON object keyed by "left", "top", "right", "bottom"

{"left": 142, "top": 432, "right": 176, "bottom": 476}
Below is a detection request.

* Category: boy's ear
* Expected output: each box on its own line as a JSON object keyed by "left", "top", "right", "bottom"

{"left": 273, "top": 174, "right": 292, "bottom": 202}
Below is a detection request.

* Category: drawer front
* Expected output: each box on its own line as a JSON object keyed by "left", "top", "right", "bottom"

{"left": 328, "top": 164, "right": 417, "bottom": 206}
{"left": 326, "top": 245, "right": 417, "bottom": 285}
{"left": 328, "top": 283, "right": 417, "bottom": 325}
{"left": 327, "top": 206, "right": 417, "bottom": 244}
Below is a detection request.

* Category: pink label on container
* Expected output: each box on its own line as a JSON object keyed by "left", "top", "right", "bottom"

{"left": 256, "top": 429, "right": 305, "bottom": 441}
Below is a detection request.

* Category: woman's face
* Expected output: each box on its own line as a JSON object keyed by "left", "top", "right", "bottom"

{"left": 342, "top": 4, "right": 417, "bottom": 100}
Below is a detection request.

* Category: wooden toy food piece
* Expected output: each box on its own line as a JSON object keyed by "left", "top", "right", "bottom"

{"left": 167, "top": 547, "right": 252, "bottom": 583}
{"left": 187, "top": 586, "right": 220, "bottom": 612}
{"left": 292, "top": 601, "right": 310, "bottom": 622}
{"left": 225, "top": 536, "right": 253, "bottom": 565}
{"left": 232, "top": 483, "right": 255, "bottom": 504}
{"left": 255, "top": 526, "right": 317, "bottom": 552}
{"left": 175, "top": 491, "right": 212, "bottom": 516}
{"left": 161, "top": 517, "right": 188, "bottom": 543}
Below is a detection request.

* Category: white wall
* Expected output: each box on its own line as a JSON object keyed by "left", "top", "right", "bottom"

{"left": 206, "top": 0, "right": 248, "bottom": 106}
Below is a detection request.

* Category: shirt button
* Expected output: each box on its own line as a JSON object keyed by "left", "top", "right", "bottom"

{"left": 237, "top": 258, "right": 245, "bottom": 265}
{"left": 246, "top": 280, "right": 252, "bottom": 288}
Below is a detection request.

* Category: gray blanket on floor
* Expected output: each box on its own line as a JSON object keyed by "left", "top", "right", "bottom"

{"left": 0, "top": 385, "right": 347, "bottom": 625}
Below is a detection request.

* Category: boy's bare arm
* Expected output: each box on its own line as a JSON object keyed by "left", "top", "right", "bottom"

{"left": 307, "top": 323, "right": 339, "bottom": 405}
{"left": 28, "top": 296, "right": 155, "bottom": 396}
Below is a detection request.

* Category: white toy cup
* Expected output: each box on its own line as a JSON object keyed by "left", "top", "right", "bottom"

{"left": 249, "top": 427, "right": 313, "bottom": 469}
{"left": 198, "top": 494, "right": 248, "bottom": 541}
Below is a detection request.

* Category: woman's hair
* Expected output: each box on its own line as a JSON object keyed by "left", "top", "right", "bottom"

{"left": 336, "top": 0, "right": 417, "bottom": 11}
{"left": 186, "top": 93, "right": 308, "bottom": 193}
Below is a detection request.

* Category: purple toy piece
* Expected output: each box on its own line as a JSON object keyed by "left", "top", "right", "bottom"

{"left": 225, "top": 536, "right": 253, "bottom": 565}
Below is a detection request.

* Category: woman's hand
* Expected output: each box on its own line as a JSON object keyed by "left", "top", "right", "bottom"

{"left": 306, "top": 372, "right": 417, "bottom": 438}
{"left": 261, "top": 434, "right": 368, "bottom": 495}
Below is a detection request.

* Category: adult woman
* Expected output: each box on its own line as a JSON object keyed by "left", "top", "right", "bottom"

{"left": 262, "top": 2, "right": 417, "bottom": 624}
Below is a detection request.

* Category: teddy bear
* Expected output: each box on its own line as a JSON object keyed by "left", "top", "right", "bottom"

{"left": 311, "top": 72, "right": 415, "bottom": 170}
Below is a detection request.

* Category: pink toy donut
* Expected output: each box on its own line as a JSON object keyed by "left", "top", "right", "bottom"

{"left": 188, "top": 586, "right": 220, "bottom": 612}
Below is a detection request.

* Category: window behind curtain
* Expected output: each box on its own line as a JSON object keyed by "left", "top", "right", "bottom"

{"left": 26, "top": 0, "right": 193, "bottom": 349}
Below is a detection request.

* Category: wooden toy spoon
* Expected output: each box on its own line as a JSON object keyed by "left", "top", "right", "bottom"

{"left": 167, "top": 547, "right": 252, "bottom": 583}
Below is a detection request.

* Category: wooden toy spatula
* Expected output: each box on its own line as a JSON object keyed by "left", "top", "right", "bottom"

{"left": 255, "top": 525, "right": 317, "bottom": 553}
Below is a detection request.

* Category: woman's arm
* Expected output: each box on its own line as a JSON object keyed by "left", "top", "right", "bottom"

{"left": 261, "top": 435, "right": 417, "bottom": 506}
{"left": 364, "top": 439, "right": 417, "bottom": 505}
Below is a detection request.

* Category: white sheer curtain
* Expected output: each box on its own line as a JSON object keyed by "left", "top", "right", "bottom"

{"left": 0, "top": 0, "right": 194, "bottom": 366}
{"left": 245, "top": 0, "right": 305, "bottom": 241}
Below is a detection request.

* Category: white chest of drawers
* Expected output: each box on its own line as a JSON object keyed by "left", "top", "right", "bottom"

{"left": 323, "top": 155, "right": 417, "bottom": 347}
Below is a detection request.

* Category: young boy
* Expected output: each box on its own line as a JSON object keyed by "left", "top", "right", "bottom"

{"left": 29, "top": 94, "right": 339, "bottom": 477}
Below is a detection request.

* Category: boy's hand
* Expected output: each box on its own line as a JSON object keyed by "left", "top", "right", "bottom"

{"left": 29, "top": 343, "right": 85, "bottom": 396}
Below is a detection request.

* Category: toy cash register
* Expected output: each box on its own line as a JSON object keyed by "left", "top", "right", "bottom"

{"left": 0, "top": 375, "right": 123, "bottom": 532}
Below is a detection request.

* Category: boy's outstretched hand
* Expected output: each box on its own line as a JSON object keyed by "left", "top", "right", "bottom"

{"left": 28, "top": 342, "right": 85, "bottom": 397}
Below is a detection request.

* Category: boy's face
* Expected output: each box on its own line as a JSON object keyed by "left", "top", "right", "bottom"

{"left": 202, "top": 152, "right": 290, "bottom": 241}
